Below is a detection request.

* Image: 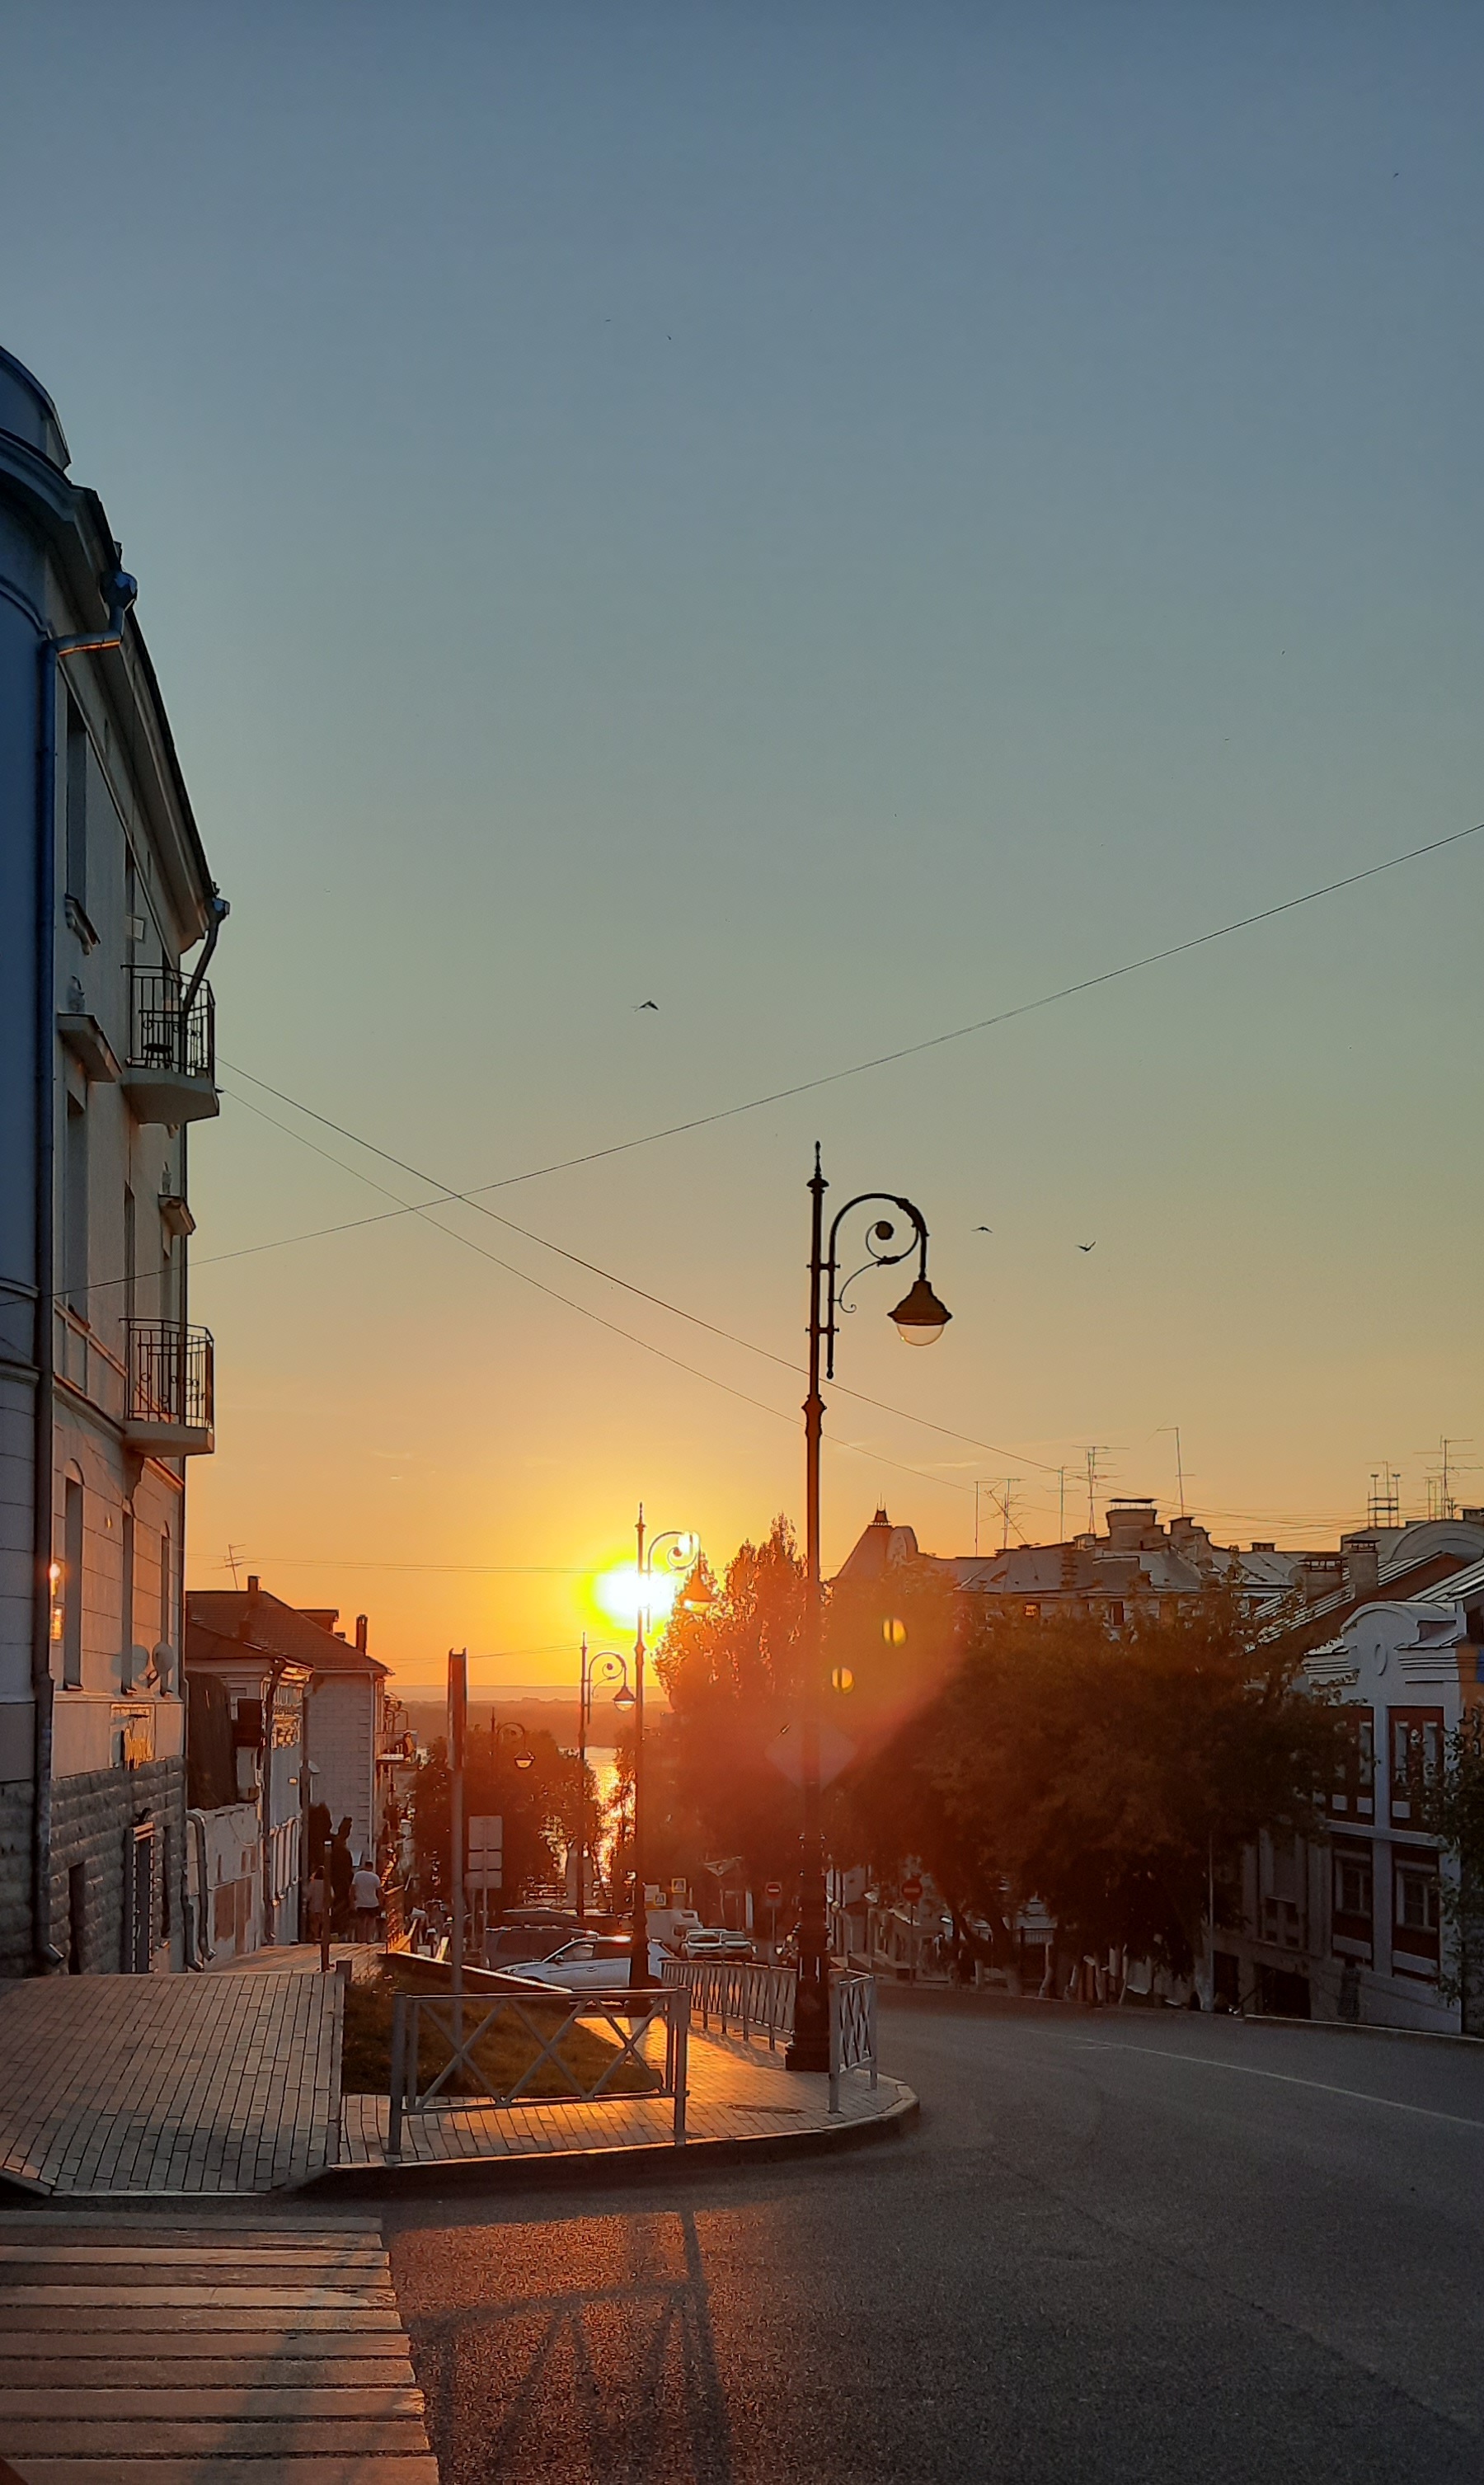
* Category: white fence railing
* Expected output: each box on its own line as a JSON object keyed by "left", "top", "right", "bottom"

{"left": 660, "top": 1957, "right": 879, "bottom": 2116}
{"left": 659, "top": 1956, "right": 796, "bottom": 2050}
{"left": 386, "top": 1984, "right": 689, "bottom": 2157}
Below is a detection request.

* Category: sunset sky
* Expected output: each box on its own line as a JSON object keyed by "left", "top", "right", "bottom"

{"left": 4, "top": 6, "right": 1482, "bottom": 1696}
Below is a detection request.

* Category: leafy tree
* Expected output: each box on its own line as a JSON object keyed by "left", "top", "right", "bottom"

{"left": 408, "top": 1726, "right": 571, "bottom": 1904}
{"left": 1422, "top": 1708, "right": 1484, "bottom": 2019}
{"left": 849, "top": 1582, "right": 1343, "bottom": 1975}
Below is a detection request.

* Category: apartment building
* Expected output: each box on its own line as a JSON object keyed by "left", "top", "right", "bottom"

{"left": 0, "top": 347, "right": 224, "bottom": 1975}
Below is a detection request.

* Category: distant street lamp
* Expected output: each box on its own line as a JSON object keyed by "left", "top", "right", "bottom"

{"left": 576, "top": 1636, "right": 631, "bottom": 1914}
{"left": 788, "top": 1146, "right": 951, "bottom": 2074}
{"left": 621, "top": 1507, "right": 707, "bottom": 1988}
{"left": 494, "top": 1722, "right": 536, "bottom": 1771}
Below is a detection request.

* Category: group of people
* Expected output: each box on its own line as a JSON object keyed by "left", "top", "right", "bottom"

{"left": 303, "top": 1808, "right": 387, "bottom": 1943}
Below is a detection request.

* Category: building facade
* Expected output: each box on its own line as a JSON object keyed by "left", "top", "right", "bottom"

{"left": 1209, "top": 1562, "right": 1484, "bottom": 2033}
{"left": 0, "top": 347, "right": 223, "bottom": 1975}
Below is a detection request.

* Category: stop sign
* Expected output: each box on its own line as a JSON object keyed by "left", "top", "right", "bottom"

{"left": 901, "top": 1877, "right": 924, "bottom": 1903}
{"left": 764, "top": 1880, "right": 783, "bottom": 1900}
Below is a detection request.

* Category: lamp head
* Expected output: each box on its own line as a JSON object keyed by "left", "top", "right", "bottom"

{"left": 888, "top": 1275, "right": 952, "bottom": 1346}
{"left": 514, "top": 1750, "right": 534, "bottom": 1771}
{"left": 612, "top": 1684, "right": 637, "bottom": 1716}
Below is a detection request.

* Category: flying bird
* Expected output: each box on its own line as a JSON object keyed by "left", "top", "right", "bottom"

{"left": 1077, "top": 1241, "right": 1097, "bottom": 1252}
{"left": 974, "top": 1225, "right": 993, "bottom": 1233}
{"left": 635, "top": 1000, "right": 660, "bottom": 1012}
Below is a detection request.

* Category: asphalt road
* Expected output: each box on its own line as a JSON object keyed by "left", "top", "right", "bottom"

{"left": 386, "top": 1992, "right": 1484, "bottom": 2484}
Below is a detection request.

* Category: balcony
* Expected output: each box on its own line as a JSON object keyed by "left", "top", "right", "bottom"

{"left": 124, "top": 1321, "right": 215, "bottom": 1457}
{"left": 120, "top": 968, "right": 218, "bottom": 1125}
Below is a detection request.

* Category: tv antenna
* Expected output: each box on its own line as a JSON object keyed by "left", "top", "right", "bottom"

{"left": 223, "top": 1543, "right": 247, "bottom": 1589}
{"left": 1158, "top": 1426, "right": 1187, "bottom": 1518}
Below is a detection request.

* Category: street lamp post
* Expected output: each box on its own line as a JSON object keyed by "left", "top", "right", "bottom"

{"left": 787, "top": 1144, "right": 951, "bottom": 2074}
{"left": 625, "top": 1506, "right": 706, "bottom": 1989}
{"left": 576, "top": 1636, "right": 631, "bottom": 1914}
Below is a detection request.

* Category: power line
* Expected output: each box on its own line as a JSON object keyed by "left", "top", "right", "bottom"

{"left": 220, "top": 812, "right": 1484, "bottom": 1210}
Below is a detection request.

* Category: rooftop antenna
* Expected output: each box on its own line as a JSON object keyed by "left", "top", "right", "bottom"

{"left": 1000, "top": 1479, "right": 1021, "bottom": 1553}
{"left": 1416, "top": 1436, "right": 1475, "bottom": 1523}
{"left": 223, "top": 1542, "right": 247, "bottom": 1589}
{"left": 1367, "top": 1466, "right": 1402, "bottom": 1528}
{"left": 1082, "top": 1445, "right": 1114, "bottom": 1534}
{"left": 1158, "top": 1426, "right": 1187, "bottom": 1518}
{"left": 1057, "top": 1467, "right": 1067, "bottom": 1543}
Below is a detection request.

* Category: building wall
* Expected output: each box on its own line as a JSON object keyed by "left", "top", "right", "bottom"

{"left": 187, "top": 1798, "right": 261, "bottom": 1966}
{"left": 0, "top": 353, "right": 217, "bottom": 1978}
{"left": 305, "top": 1675, "right": 375, "bottom": 1861}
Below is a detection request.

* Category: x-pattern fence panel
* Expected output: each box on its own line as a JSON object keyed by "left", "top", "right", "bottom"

{"left": 659, "top": 1958, "right": 796, "bottom": 2050}
{"left": 387, "top": 1986, "right": 689, "bottom": 2158}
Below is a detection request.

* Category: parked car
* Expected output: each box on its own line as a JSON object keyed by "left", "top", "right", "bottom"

{"left": 495, "top": 1937, "right": 671, "bottom": 1994}
{"left": 680, "top": 1927, "right": 755, "bottom": 1961}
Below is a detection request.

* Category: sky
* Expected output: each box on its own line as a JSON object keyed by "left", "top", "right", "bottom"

{"left": 3, "top": 3, "right": 1482, "bottom": 1695}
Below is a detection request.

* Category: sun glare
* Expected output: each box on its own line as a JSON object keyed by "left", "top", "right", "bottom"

{"left": 594, "top": 1566, "right": 680, "bottom": 1628}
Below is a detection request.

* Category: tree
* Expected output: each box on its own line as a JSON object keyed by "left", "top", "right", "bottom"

{"left": 653, "top": 1517, "right": 807, "bottom": 1905}
{"left": 408, "top": 1726, "right": 571, "bottom": 1905}
{"left": 1423, "top": 1708, "right": 1484, "bottom": 2022}
{"left": 849, "top": 1583, "right": 1344, "bottom": 1976}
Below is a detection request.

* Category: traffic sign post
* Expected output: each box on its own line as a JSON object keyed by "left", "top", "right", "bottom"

{"left": 467, "top": 1815, "right": 502, "bottom": 1953}
{"left": 901, "top": 1876, "right": 924, "bottom": 1982}
{"left": 764, "top": 1878, "right": 783, "bottom": 1961}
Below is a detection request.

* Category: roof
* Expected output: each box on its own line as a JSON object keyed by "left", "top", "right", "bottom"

{"left": 186, "top": 1589, "right": 387, "bottom": 1681}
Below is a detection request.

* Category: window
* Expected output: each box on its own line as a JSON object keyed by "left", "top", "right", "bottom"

{"left": 1331, "top": 1840, "right": 1373, "bottom": 1966}
{"left": 1329, "top": 1710, "right": 1375, "bottom": 1819}
{"left": 62, "top": 1477, "right": 83, "bottom": 1689}
{"left": 1388, "top": 1708, "right": 1443, "bottom": 1825}
{"left": 64, "top": 1096, "right": 88, "bottom": 1317}
{"left": 1334, "top": 1850, "right": 1372, "bottom": 1919}
{"left": 1392, "top": 1855, "right": 1441, "bottom": 1975}
{"left": 120, "top": 1507, "right": 134, "bottom": 1691}
{"left": 64, "top": 694, "right": 87, "bottom": 909}
{"left": 123, "top": 1186, "right": 136, "bottom": 1331}
{"left": 159, "top": 1527, "right": 172, "bottom": 1651}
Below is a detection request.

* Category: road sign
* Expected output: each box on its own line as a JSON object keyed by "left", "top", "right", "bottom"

{"left": 901, "top": 1877, "right": 923, "bottom": 1904}
{"left": 764, "top": 1880, "right": 782, "bottom": 1901}
{"left": 467, "top": 1815, "right": 502, "bottom": 1893}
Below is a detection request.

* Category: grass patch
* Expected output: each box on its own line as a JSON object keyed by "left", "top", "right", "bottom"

{"left": 341, "top": 1970, "right": 661, "bottom": 2100}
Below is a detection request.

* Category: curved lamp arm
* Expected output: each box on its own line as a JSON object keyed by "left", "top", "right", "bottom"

{"left": 824, "top": 1192, "right": 932, "bottom": 1379}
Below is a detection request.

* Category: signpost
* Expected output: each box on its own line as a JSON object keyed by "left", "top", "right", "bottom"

{"left": 448, "top": 1651, "right": 467, "bottom": 2034}
{"left": 467, "top": 1815, "right": 502, "bottom": 1954}
{"left": 764, "top": 1878, "right": 783, "bottom": 1959}
{"left": 901, "top": 1875, "right": 923, "bottom": 1985}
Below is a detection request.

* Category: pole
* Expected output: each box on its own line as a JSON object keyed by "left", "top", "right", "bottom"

{"left": 448, "top": 1649, "right": 467, "bottom": 2040}
{"left": 789, "top": 1144, "right": 830, "bottom": 2071}
{"left": 629, "top": 1508, "right": 648, "bottom": 1988}
{"left": 577, "top": 1633, "right": 587, "bottom": 1919}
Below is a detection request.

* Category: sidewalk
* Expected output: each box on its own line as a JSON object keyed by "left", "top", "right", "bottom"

{"left": 0, "top": 2210, "right": 435, "bottom": 2481}
{"left": 327, "top": 2019, "right": 915, "bottom": 2194}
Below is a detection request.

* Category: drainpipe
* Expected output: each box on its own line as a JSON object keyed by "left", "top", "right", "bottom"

{"left": 186, "top": 1806, "right": 214, "bottom": 1968}
{"left": 30, "top": 566, "right": 137, "bottom": 1971}
{"left": 259, "top": 1656, "right": 289, "bottom": 1945}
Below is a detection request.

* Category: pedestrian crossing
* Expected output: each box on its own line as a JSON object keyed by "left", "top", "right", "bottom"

{"left": 0, "top": 2215, "right": 436, "bottom": 2482}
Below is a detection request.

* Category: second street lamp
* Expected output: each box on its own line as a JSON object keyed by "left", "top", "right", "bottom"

{"left": 620, "top": 1506, "right": 704, "bottom": 1989}
{"left": 788, "top": 1145, "right": 951, "bottom": 2074}
{"left": 575, "top": 1636, "right": 631, "bottom": 1914}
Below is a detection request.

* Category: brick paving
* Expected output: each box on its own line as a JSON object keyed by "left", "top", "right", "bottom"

{"left": 0, "top": 2211, "right": 435, "bottom": 2482}
{"left": 341, "top": 2019, "right": 909, "bottom": 2168}
{"left": 0, "top": 1974, "right": 342, "bottom": 2198}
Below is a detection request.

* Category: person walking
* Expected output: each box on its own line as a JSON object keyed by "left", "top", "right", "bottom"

{"left": 351, "top": 1855, "right": 384, "bottom": 1943}
{"left": 327, "top": 1820, "right": 355, "bottom": 1937}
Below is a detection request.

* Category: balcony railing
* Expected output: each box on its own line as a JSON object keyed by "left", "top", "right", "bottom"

{"left": 124, "top": 1320, "right": 215, "bottom": 1455}
{"left": 121, "top": 969, "right": 218, "bottom": 1124}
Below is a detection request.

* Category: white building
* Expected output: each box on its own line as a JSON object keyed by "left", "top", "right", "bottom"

{"left": 0, "top": 346, "right": 225, "bottom": 1976}
{"left": 1209, "top": 1561, "right": 1484, "bottom": 2033}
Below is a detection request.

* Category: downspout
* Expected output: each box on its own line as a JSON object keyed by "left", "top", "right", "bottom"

{"left": 31, "top": 566, "right": 137, "bottom": 1971}
{"left": 186, "top": 1806, "right": 214, "bottom": 1968}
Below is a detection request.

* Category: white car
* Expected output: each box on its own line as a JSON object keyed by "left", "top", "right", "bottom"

{"left": 498, "top": 1937, "right": 671, "bottom": 1994}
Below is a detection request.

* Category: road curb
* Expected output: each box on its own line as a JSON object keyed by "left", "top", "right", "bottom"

{"left": 294, "top": 2086, "right": 919, "bottom": 2201}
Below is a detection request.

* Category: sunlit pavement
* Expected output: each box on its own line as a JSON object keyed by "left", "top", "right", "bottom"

{"left": 384, "top": 1991, "right": 1484, "bottom": 2484}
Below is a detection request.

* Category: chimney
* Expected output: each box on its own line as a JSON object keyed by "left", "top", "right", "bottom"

{"left": 247, "top": 1575, "right": 259, "bottom": 1594}
{"left": 355, "top": 1615, "right": 369, "bottom": 1653}
{"left": 1345, "top": 1538, "right": 1380, "bottom": 1600}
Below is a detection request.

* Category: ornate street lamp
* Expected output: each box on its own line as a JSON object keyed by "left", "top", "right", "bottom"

{"left": 622, "top": 1508, "right": 705, "bottom": 1989}
{"left": 788, "top": 1146, "right": 951, "bottom": 2074}
{"left": 576, "top": 1637, "right": 631, "bottom": 1914}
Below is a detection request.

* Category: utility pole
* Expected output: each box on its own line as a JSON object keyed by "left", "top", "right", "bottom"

{"left": 448, "top": 1649, "right": 467, "bottom": 2041}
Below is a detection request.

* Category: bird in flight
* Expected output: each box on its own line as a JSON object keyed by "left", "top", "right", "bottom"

{"left": 1077, "top": 1241, "right": 1097, "bottom": 1252}
{"left": 974, "top": 1225, "right": 993, "bottom": 1233}
{"left": 634, "top": 1000, "right": 660, "bottom": 1011}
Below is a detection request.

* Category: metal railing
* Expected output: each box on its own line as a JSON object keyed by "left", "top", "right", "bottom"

{"left": 128, "top": 965, "right": 215, "bottom": 1081}
{"left": 659, "top": 1955, "right": 796, "bottom": 2050}
{"left": 659, "top": 1957, "right": 879, "bottom": 2114}
{"left": 829, "top": 1971, "right": 878, "bottom": 2115}
{"left": 386, "top": 1984, "right": 689, "bottom": 2158}
{"left": 126, "top": 1320, "right": 214, "bottom": 1431}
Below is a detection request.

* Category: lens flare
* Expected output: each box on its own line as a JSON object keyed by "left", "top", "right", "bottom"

{"left": 595, "top": 1567, "right": 679, "bottom": 1628}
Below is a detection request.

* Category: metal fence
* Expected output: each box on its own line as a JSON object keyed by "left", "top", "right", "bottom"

{"left": 129, "top": 965, "right": 215, "bottom": 1080}
{"left": 658, "top": 1956, "right": 796, "bottom": 2050}
{"left": 126, "top": 1320, "right": 214, "bottom": 1430}
{"left": 386, "top": 1983, "right": 689, "bottom": 2158}
{"left": 829, "top": 1972, "right": 878, "bottom": 2115}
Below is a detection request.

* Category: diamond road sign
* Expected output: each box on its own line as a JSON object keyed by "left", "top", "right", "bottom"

{"left": 765, "top": 1722, "right": 855, "bottom": 1790}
